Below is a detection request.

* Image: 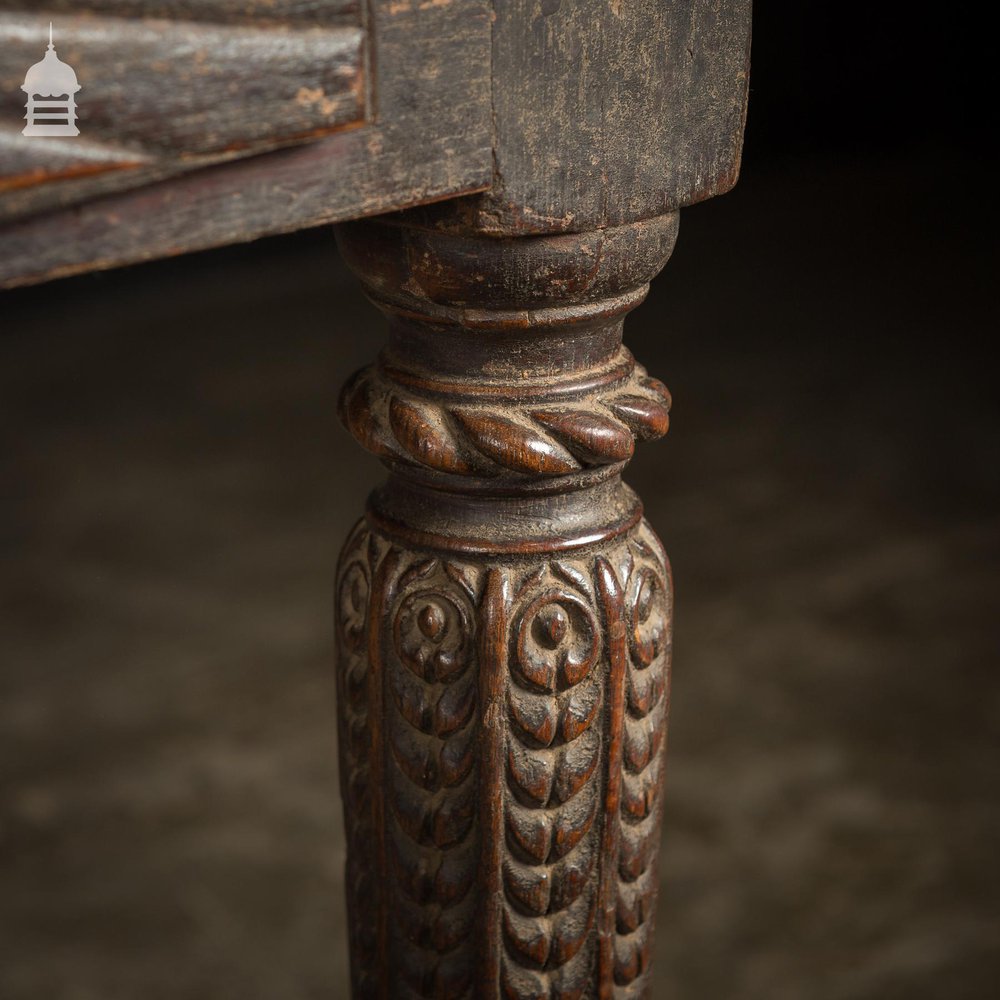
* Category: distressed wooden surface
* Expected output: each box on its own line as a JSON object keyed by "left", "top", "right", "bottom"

{"left": 0, "top": 0, "right": 750, "bottom": 286}
{"left": 0, "top": 0, "right": 362, "bottom": 27}
{"left": 0, "top": 6, "right": 366, "bottom": 222}
{"left": 333, "top": 215, "right": 678, "bottom": 998}
{"left": 413, "top": 0, "right": 752, "bottom": 236}
{"left": 0, "top": 6, "right": 751, "bottom": 993}
{"left": 0, "top": 0, "right": 492, "bottom": 288}
{"left": 486, "top": 0, "right": 752, "bottom": 233}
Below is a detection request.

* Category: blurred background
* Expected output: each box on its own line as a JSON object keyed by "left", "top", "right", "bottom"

{"left": 1, "top": 5, "right": 997, "bottom": 998}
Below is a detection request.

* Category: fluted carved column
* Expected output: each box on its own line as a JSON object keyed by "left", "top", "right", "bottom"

{"left": 334, "top": 214, "right": 677, "bottom": 999}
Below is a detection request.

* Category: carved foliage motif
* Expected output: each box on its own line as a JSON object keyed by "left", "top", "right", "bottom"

{"left": 501, "top": 569, "right": 604, "bottom": 998}
{"left": 388, "top": 558, "right": 481, "bottom": 997}
{"left": 335, "top": 521, "right": 672, "bottom": 998}
{"left": 614, "top": 538, "right": 672, "bottom": 996}
{"left": 338, "top": 348, "right": 671, "bottom": 478}
{"left": 335, "top": 523, "right": 378, "bottom": 997}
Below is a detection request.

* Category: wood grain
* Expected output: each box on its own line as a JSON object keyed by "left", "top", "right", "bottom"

{"left": 410, "top": 0, "right": 753, "bottom": 237}
{"left": 0, "top": 0, "right": 749, "bottom": 285}
{"left": 0, "top": 0, "right": 491, "bottom": 288}
{"left": 488, "top": 0, "right": 752, "bottom": 232}
{"left": 0, "top": 8, "right": 365, "bottom": 221}
{"left": 0, "top": 0, "right": 362, "bottom": 28}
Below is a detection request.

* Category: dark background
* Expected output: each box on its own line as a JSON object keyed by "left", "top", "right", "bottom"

{"left": 2, "top": 6, "right": 997, "bottom": 998}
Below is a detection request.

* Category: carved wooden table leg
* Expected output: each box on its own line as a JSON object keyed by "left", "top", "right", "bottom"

{"left": 334, "top": 213, "right": 678, "bottom": 999}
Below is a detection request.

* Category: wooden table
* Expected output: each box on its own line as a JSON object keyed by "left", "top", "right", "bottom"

{"left": 0, "top": 3, "right": 751, "bottom": 995}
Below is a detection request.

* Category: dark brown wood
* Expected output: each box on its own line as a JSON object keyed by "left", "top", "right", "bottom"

{"left": 0, "top": 0, "right": 751, "bottom": 287}
{"left": 0, "top": 2, "right": 751, "bottom": 993}
{"left": 0, "top": 3, "right": 367, "bottom": 211}
{"left": 408, "top": 0, "right": 752, "bottom": 236}
{"left": 334, "top": 216, "right": 677, "bottom": 997}
{"left": 0, "top": 6, "right": 365, "bottom": 223}
{"left": 329, "top": 5, "right": 754, "bottom": 979}
{"left": 0, "top": 0, "right": 492, "bottom": 287}
{"left": 1, "top": 0, "right": 362, "bottom": 23}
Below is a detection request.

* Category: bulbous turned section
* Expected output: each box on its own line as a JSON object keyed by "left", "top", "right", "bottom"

{"left": 335, "top": 212, "right": 678, "bottom": 326}
{"left": 334, "top": 214, "right": 677, "bottom": 496}
{"left": 333, "top": 213, "right": 677, "bottom": 999}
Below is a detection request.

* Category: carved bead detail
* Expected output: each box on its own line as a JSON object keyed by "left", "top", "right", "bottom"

{"left": 335, "top": 520, "right": 672, "bottom": 998}
{"left": 338, "top": 349, "right": 671, "bottom": 478}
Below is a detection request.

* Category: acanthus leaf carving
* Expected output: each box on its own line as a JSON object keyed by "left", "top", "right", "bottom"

{"left": 612, "top": 524, "right": 672, "bottom": 997}
{"left": 335, "top": 519, "right": 672, "bottom": 998}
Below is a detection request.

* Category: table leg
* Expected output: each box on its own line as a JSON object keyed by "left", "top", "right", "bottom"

{"left": 334, "top": 213, "right": 678, "bottom": 999}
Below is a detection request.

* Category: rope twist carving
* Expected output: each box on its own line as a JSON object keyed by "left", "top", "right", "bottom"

{"left": 339, "top": 350, "right": 671, "bottom": 478}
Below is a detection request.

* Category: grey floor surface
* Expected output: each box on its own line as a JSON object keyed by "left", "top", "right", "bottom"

{"left": 1, "top": 156, "right": 997, "bottom": 998}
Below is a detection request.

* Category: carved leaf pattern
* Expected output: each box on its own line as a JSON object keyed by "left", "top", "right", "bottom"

{"left": 335, "top": 521, "right": 672, "bottom": 999}
{"left": 614, "top": 525, "right": 672, "bottom": 996}
{"left": 384, "top": 558, "right": 481, "bottom": 998}
{"left": 502, "top": 579, "right": 603, "bottom": 999}
{"left": 334, "top": 522, "right": 378, "bottom": 999}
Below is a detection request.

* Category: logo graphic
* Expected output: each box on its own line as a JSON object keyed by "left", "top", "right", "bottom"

{"left": 21, "top": 23, "right": 81, "bottom": 137}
